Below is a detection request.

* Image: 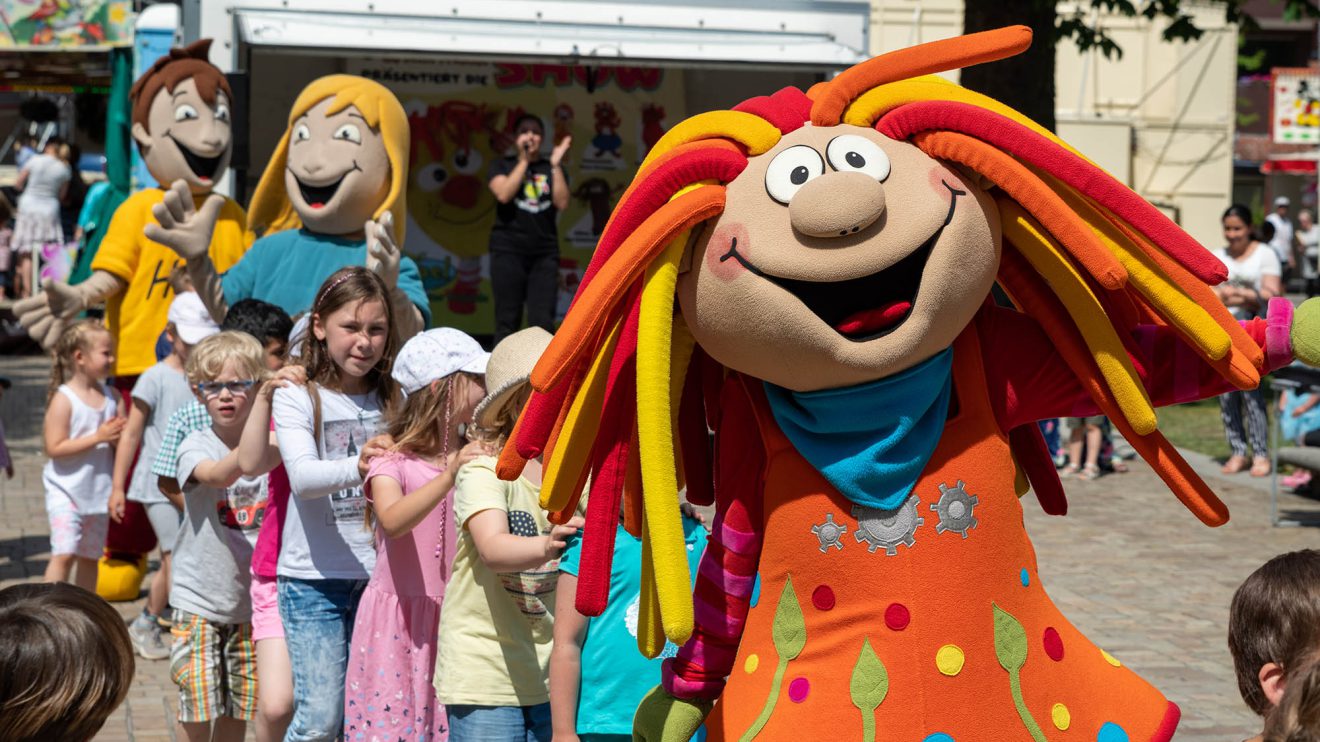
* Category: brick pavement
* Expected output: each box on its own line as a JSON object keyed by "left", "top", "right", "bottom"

{"left": 3, "top": 350, "right": 1320, "bottom": 741}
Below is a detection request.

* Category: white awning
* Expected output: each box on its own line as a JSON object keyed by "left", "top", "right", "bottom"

{"left": 236, "top": 9, "right": 865, "bottom": 69}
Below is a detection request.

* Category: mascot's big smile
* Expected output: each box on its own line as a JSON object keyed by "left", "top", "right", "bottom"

{"left": 722, "top": 181, "right": 964, "bottom": 342}
{"left": 169, "top": 135, "right": 223, "bottom": 182}
{"left": 295, "top": 174, "right": 346, "bottom": 209}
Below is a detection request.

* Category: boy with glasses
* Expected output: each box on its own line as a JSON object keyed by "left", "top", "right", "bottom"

{"left": 170, "top": 330, "right": 274, "bottom": 742}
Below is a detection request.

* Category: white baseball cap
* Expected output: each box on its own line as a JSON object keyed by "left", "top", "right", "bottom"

{"left": 287, "top": 315, "right": 310, "bottom": 359}
{"left": 167, "top": 291, "right": 220, "bottom": 345}
{"left": 392, "top": 328, "right": 490, "bottom": 396}
{"left": 1276, "top": 196, "right": 1291, "bottom": 207}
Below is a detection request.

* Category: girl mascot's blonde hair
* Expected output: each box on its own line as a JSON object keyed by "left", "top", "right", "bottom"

{"left": 498, "top": 26, "right": 1320, "bottom": 741}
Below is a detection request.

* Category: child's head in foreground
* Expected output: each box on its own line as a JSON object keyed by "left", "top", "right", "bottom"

{"left": 186, "top": 331, "right": 270, "bottom": 428}
{"left": 1230, "top": 549, "right": 1320, "bottom": 724}
{"left": 0, "top": 583, "right": 134, "bottom": 742}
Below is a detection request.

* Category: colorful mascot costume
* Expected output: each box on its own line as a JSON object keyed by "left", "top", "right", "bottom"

{"left": 149, "top": 74, "right": 430, "bottom": 336}
{"left": 16, "top": 39, "right": 249, "bottom": 367}
{"left": 496, "top": 27, "right": 1320, "bottom": 741}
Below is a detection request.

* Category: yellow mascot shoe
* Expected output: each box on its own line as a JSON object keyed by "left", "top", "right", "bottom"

{"left": 96, "top": 550, "right": 146, "bottom": 602}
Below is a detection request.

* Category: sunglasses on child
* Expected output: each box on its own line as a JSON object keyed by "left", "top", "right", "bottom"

{"left": 195, "top": 380, "right": 257, "bottom": 397}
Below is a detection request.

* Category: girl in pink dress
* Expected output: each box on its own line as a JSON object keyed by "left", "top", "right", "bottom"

{"left": 345, "top": 328, "right": 490, "bottom": 742}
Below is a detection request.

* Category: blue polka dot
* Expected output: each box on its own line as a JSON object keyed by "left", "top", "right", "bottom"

{"left": 1020, "top": 568, "right": 1030, "bottom": 587}
{"left": 923, "top": 735, "right": 955, "bottom": 742}
{"left": 750, "top": 573, "right": 762, "bottom": 608}
{"left": 1097, "top": 722, "right": 1129, "bottom": 742}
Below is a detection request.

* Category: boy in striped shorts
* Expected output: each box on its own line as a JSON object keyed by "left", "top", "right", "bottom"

{"left": 169, "top": 332, "right": 274, "bottom": 740}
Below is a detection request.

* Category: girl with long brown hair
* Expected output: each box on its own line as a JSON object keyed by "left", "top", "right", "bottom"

{"left": 266, "top": 266, "right": 398, "bottom": 739}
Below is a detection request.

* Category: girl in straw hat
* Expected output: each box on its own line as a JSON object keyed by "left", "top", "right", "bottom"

{"left": 435, "top": 327, "right": 584, "bottom": 741}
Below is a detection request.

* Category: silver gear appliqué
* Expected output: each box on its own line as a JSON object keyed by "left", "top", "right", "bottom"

{"left": 931, "top": 480, "right": 979, "bottom": 538}
{"left": 810, "top": 513, "right": 847, "bottom": 552}
{"left": 852, "top": 495, "right": 924, "bottom": 556}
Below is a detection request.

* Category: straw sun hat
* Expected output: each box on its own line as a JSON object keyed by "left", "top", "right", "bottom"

{"left": 471, "top": 327, "right": 553, "bottom": 432}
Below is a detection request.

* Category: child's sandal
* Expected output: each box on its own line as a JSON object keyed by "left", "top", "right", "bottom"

{"left": 1078, "top": 464, "right": 1101, "bottom": 481}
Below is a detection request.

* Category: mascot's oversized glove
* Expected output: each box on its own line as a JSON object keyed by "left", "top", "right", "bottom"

{"left": 143, "top": 180, "right": 226, "bottom": 261}
{"left": 365, "top": 211, "right": 401, "bottom": 289}
{"left": 632, "top": 685, "right": 712, "bottom": 742}
{"left": 14, "top": 271, "right": 126, "bottom": 348}
{"left": 1292, "top": 298, "right": 1320, "bottom": 367}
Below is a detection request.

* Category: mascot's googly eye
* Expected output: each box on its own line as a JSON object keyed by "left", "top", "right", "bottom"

{"left": 416, "top": 162, "right": 448, "bottom": 193}
{"left": 765, "top": 145, "right": 825, "bottom": 204}
{"left": 826, "top": 135, "right": 890, "bottom": 181}
{"left": 292, "top": 124, "right": 311, "bottom": 143}
{"left": 174, "top": 104, "right": 199, "bottom": 122}
{"left": 333, "top": 124, "right": 363, "bottom": 144}
{"left": 453, "top": 149, "right": 483, "bottom": 175}
{"left": 214, "top": 104, "right": 231, "bottom": 123}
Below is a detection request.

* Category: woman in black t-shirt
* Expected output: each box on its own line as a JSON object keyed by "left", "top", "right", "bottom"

{"left": 487, "top": 114, "right": 571, "bottom": 343}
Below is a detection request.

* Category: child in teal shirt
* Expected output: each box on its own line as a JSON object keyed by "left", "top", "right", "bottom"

{"left": 550, "top": 511, "right": 708, "bottom": 741}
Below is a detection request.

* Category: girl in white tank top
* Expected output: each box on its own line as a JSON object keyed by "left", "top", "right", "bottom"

{"left": 41, "top": 319, "right": 126, "bottom": 590}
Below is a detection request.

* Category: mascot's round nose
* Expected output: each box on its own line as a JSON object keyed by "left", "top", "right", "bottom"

{"left": 788, "top": 172, "right": 886, "bottom": 239}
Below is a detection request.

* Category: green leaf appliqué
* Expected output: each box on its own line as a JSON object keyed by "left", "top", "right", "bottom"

{"left": 850, "top": 639, "right": 888, "bottom": 742}
{"left": 993, "top": 602, "right": 1028, "bottom": 672}
{"left": 772, "top": 575, "right": 806, "bottom": 661}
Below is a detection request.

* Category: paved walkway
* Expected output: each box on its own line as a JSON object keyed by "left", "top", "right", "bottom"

{"left": 3, "top": 352, "right": 1319, "bottom": 741}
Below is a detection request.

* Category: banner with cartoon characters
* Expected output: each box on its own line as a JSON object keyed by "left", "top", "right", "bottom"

{"left": 0, "top": 0, "right": 133, "bottom": 48}
{"left": 348, "top": 58, "right": 684, "bottom": 335}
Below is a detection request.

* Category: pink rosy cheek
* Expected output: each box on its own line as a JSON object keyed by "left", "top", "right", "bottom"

{"left": 930, "top": 165, "right": 967, "bottom": 198}
{"left": 705, "top": 223, "right": 750, "bottom": 283}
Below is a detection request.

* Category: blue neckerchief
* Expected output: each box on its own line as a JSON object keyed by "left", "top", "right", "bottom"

{"left": 764, "top": 348, "right": 953, "bottom": 511}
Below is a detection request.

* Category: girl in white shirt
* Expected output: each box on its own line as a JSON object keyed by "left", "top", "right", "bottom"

{"left": 41, "top": 319, "right": 126, "bottom": 590}
{"left": 1213, "top": 205, "right": 1282, "bottom": 478}
{"left": 269, "top": 267, "right": 399, "bottom": 741}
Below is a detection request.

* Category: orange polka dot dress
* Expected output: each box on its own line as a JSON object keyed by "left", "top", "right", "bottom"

{"left": 700, "top": 328, "right": 1180, "bottom": 742}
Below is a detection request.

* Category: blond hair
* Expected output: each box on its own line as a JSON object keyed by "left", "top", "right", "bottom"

{"left": 247, "top": 75, "right": 409, "bottom": 239}
{"left": 47, "top": 319, "right": 110, "bottom": 402}
{"left": 185, "top": 331, "right": 268, "bottom": 386}
{"left": 0, "top": 583, "right": 134, "bottom": 742}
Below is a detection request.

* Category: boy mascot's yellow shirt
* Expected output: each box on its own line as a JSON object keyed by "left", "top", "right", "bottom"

{"left": 91, "top": 188, "right": 251, "bottom": 376}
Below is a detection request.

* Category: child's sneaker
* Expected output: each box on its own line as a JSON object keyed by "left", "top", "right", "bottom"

{"left": 129, "top": 612, "right": 171, "bottom": 660}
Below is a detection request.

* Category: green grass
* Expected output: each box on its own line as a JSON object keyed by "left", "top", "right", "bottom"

{"left": 1156, "top": 397, "right": 1232, "bottom": 461}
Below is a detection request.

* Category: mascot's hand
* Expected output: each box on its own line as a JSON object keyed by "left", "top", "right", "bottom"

{"left": 365, "top": 211, "right": 401, "bottom": 289}
{"left": 633, "top": 685, "right": 712, "bottom": 742}
{"left": 14, "top": 280, "right": 83, "bottom": 349}
{"left": 143, "top": 179, "right": 225, "bottom": 261}
{"left": 1292, "top": 298, "right": 1320, "bottom": 366}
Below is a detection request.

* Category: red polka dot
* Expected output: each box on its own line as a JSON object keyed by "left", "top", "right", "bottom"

{"left": 1043, "top": 627, "right": 1064, "bottom": 661}
{"left": 812, "top": 585, "right": 836, "bottom": 611}
{"left": 885, "top": 603, "right": 910, "bottom": 631}
{"left": 788, "top": 677, "right": 810, "bottom": 702}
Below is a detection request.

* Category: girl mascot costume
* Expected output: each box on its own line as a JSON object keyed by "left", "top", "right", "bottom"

{"left": 495, "top": 27, "right": 1320, "bottom": 741}
{"left": 149, "top": 74, "right": 430, "bottom": 336}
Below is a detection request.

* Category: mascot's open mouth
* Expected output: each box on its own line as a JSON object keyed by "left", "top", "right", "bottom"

{"left": 296, "top": 175, "right": 345, "bottom": 209}
{"left": 721, "top": 181, "right": 964, "bottom": 342}
{"left": 169, "top": 136, "right": 223, "bottom": 181}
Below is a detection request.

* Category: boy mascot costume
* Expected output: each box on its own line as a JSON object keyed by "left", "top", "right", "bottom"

{"left": 147, "top": 74, "right": 430, "bottom": 336}
{"left": 16, "top": 40, "right": 249, "bottom": 589}
{"left": 495, "top": 27, "right": 1320, "bottom": 741}
{"left": 17, "top": 39, "right": 248, "bottom": 367}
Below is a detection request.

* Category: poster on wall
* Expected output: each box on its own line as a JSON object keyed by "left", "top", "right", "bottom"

{"left": 349, "top": 57, "right": 684, "bottom": 336}
{"left": 1273, "top": 68, "right": 1320, "bottom": 145}
{"left": 0, "top": 0, "right": 133, "bottom": 48}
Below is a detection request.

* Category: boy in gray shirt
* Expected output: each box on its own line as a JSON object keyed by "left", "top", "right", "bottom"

{"left": 169, "top": 331, "right": 280, "bottom": 742}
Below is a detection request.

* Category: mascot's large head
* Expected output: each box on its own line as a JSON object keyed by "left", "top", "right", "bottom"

{"left": 497, "top": 26, "right": 1263, "bottom": 647}
{"left": 247, "top": 75, "right": 409, "bottom": 239}
{"left": 130, "top": 39, "right": 233, "bottom": 195}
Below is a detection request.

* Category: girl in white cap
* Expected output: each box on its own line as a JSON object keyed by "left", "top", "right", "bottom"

{"left": 344, "top": 328, "right": 490, "bottom": 742}
{"left": 435, "top": 327, "right": 585, "bottom": 742}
